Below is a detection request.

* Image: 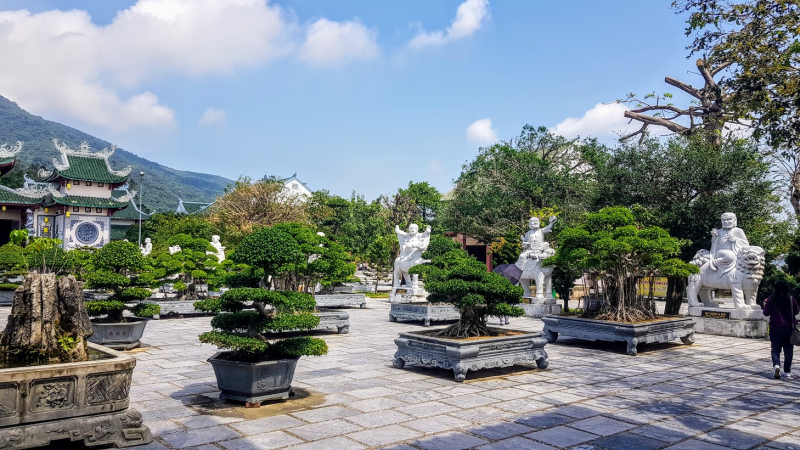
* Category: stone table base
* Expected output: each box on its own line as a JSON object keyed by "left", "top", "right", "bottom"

{"left": 688, "top": 306, "right": 767, "bottom": 338}
{"left": 541, "top": 315, "right": 696, "bottom": 356}
{"left": 314, "top": 294, "right": 367, "bottom": 309}
{"left": 520, "top": 298, "right": 562, "bottom": 318}
{"left": 0, "top": 409, "right": 152, "bottom": 448}
{"left": 389, "top": 303, "right": 460, "bottom": 326}
{"left": 393, "top": 329, "right": 549, "bottom": 381}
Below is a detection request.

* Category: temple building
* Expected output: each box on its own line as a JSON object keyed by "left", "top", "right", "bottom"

{"left": 0, "top": 139, "right": 136, "bottom": 249}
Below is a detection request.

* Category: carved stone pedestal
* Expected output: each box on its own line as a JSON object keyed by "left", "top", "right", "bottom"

{"left": 393, "top": 329, "right": 549, "bottom": 381}
{"left": 688, "top": 306, "right": 767, "bottom": 338}
{"left": 520, "top": 297, "right": 562, "bottom": 318}
{"left": 541, "top": 315, "right": 696, "bottom": 356}
{"left": 141, "top": 300, "right": 207, "bottom": 319}
{"left": 313, "top": 309, "right": 351, "bottom": 334}
{"left": 389, "top": 286, "right": 428, "bottom": 303}
{"left": 0, "top": 409, "right": 152, "bottom": 448}
{"left": 313, "top": 294, "right": 367, "bottom": 309}
{"left": 389, "top": 303, "right": 460, "bottom": 326}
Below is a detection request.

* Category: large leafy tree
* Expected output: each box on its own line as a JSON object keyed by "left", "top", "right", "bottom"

{"left": 127, "top": 212, "right": 216, "bottom": 249}
{"left": 399, "top": 181, "right": 441, "bottom": 226}
{"left": 545, "top": 207, "right": 698, "bottom": 323}
{"left": 442, "top": 126, "right": 600, "bottom": 243}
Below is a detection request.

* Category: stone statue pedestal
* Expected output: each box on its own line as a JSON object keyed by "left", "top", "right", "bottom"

{"left": 520, "top": 297, "right": 561, "bottom": 318}
{"left": 688, "top": 305, "right": 767, "bottom": 338}
{"left": 389, "top": 286, "right": 427, "bottom": 303}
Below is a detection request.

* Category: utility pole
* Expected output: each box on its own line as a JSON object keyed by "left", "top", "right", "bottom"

{"left": 138, "top": 171, "right": 144, "bottom": 248}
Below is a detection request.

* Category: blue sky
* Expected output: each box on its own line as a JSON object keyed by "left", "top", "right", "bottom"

{"left": 0, "top": 0, "right": 695, "bottom": 199}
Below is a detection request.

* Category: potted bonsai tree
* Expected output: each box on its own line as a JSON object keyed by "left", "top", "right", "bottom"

{"left": 85, "top": 241, "right": 160, "bottom": 349}
{"left": 392, "top": 236, "right": 549, "bottom": 381}
{"left": 541, "top": 206, "right": 699, "bottom": 355}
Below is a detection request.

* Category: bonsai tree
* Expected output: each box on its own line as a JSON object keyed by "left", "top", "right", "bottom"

{"left": 233, "top": 223, "right": 355, "bottom": 293}
{"left": 544, "top": 206, "right": 699, "bottom": 322}
{"left": 196, "top": 288, "right": 328, "bottom": 361}
{"left": 410, "top": 236, "right": 525, "bottom": 338}
{"left": 85, "top": 241, "right": 160, "bottom": 322}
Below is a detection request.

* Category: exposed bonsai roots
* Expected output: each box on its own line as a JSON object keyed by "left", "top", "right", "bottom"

{"left": 435, "top": 306, "right": 490, "bottom": 338}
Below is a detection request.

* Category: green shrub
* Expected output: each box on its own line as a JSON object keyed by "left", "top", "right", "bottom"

{"left": 198, "top": 287, "right": 328, "bottom": 361}
{"left": 0, "top": 283, "right": 19, "bottom": 291}
{"left": 364, "top": 292, "right": 389, "bottom": 298}
{"left": 131, "top": 302, "right": 161, "bottom": 318}
{"left": 173, "top": 281, "right": 187, "bottom": 292}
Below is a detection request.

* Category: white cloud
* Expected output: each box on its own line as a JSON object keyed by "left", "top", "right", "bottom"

{"left": 409, "top": 0, "right": 490, "bottom": 49}
{"left": 466, "top": 118, "right": 497, "bottom": 145}
{"left": 199, "top": 107, "right": 226, "bottom": 126}
{"left": 300, "top": 18, "right": 379, "bottom": 66}
{"left": 551, "top": 103, "right": 638, "bottom": 139}
{"left": 0, "top": 1, "right": 382, "bottom": 132}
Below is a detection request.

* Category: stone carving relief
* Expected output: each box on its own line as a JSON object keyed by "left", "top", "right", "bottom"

{"left": 87, "top": 371, "right": 132, "bottom": 405}
{"left": 32, "top": 381, "right": 73, "bottom": 410}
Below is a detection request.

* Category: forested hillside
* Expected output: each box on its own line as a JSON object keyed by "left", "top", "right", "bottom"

{"left": 0, "top": 96, "right": 232, "bottom": 212}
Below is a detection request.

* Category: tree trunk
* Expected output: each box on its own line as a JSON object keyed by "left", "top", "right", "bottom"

{"left": 664, "top": 277, "right": 686, "bottom": 316}
{"left": 0, "top": 273, "right": 93, "bottom": 363}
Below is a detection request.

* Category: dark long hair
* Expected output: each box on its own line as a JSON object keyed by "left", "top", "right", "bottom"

{"left": 772, "top": 281, "right": 793, "bottom": 321}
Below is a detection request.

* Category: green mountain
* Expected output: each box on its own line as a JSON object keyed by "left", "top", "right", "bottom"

{"left": 0, "top": 96, "right": 232, "bottom": 212}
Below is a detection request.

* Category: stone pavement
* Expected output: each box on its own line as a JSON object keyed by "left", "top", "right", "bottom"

{"left": 4, "top": 299, "right": 800, "bottom": 450}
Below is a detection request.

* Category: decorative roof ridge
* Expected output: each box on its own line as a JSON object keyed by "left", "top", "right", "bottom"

{"left": 0, "top": 184, "right": 46, "bottom": 199}
{"left": 51, "top": 138, "right": 133, "bottom": 178}
{"left": 47, "top": 184, "right": 137, "bottom": 202}
{"left": 128, "top": 199, "right": 151, "bottom": 216}
{"left": 0, "top": 141, "right": 22, "bottom": 159}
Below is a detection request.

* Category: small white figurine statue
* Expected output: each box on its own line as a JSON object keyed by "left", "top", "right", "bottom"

{"left": 140, "top": 237, "right": 152, "bottom": 256}
{"left": 206, "top": 235, "right": 226, "bottom": 263}
{"left": 687, "top": 212, "right": 765, "bottom": 310}
{"left": 393, "top": 224, "right": 432, "bottom": 288}
{"left": 308, "top": 232, "right": 326, "bottom": 264}
{"left": 516, "top": 216, "right": 557, "bottom": 299}
{"left": 169, "top": 244, "right": 182, "bottom": 255}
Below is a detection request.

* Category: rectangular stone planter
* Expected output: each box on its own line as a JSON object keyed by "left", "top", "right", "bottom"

{"left": 0, "top": 342, "right": 152, "bottom": 448}
{"left": 313, "top": 294, "right": 367, "bottom": 309}
{"left": 393, "top": 329, "right": 549, "bottom": 381}
{"left": 89, "top": 318, "right": 150, "bottom": 350}
{"left": 140, "top": 299, "right": 209, "bottom": 319}
{"left": 389, "top": 302, "right": 460, "bottom": 326}
{"left": 541, "top": 315, "right": 696, "bottom": 356}
{"left": 208, "top": 353, "right": 300, "bottom": 405}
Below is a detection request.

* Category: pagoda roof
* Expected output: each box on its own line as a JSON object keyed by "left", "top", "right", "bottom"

{"left": 0, "top": 184, "right": 45, "bottom": 206}
{"left": 39, "top": 139, "right": 131, "bottom": 184}
{"left": 0, "top": 142, "right": 22, "bottom": 176}
{"left": 112, "top": 199, "right": 151, "bottom": 219}
{"left": 176, "top": 197, "right": 215, "bottom": 215}
{"left": 46, "top": 185, "right": 136, "bottom": 210}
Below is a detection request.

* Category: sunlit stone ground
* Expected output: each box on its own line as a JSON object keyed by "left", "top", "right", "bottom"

{"left": 2, "top": 299, "right": 799, "bottom": 450}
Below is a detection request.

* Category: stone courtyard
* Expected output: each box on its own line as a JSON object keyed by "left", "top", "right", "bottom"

{"left": 8, "top": 299, "right": 799, "bottom": 450}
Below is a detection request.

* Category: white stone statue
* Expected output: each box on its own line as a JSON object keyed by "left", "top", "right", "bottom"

{"left": 308, "top": 232, "right": 326, "bottom": 264}
{"left": 140, "top": 237, "right": 152, "bottom": 256}
{"left": 687, "top": 212, "right": 765, "bottom": 310}
{"left": 516, "top": 216, "right": 557, "bottom": 299}
{"left": 169, "top": 244, "right": 182, "bottom": 255}
{"left": 206, "top": 235, "right": 226, "bottom": 263}
{"left": 393, "top": 224, "right": 432, "bottom": 288}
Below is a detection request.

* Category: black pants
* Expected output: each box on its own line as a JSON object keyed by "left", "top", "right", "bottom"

{"left": 770, "top": 326, "right": 794, "bottom": 373}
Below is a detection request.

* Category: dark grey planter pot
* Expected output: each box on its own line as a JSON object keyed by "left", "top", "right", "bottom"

{"left": 541, "top": 315, "right": 696, "bottom": 356}
{"left": 0, "top": 342, "right": 152, "bottom": 448}
{"left": 393, "top": 329, "right": 549, "bottom": 381}
{"left": 208, "top": 353, "right": 300, "bottom": 405}
{"left": 0, "top": 290, "right": 14, "bottom": 306}
{"left": 389, "top": 302, "right": 460, "bottom": 326}
{"left": 89, "top": 318, "right": 149, "bottom": 350}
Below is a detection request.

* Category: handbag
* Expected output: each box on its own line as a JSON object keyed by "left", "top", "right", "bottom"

{"left": 791, "top": 326, "right": 800, "bottom": 346}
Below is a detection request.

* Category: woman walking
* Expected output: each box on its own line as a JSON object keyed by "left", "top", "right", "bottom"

{"left": 762, "top": 281, "right": 800, "bottom": 379}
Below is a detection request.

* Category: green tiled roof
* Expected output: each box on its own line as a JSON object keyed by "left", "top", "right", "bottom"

{"left": 0, "top": 157, "right": 14, "bottom": 166}
{"left": 49, "top": 194, "right": 129, "bottom": 209}
{"left": 112, "top": 200, "right": 150, "bottom": 219}
{"left": 49, "top": 154, "right": 128, "bottom": 184}
{"left": 0, "top": 186, "right": 44, "bottom": 205}
{"left": 110, "top": 224, "right": 131, "bottom": 240}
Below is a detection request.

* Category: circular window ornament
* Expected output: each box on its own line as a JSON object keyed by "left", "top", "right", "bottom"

{"left": 75, "top": 222, "right": 99, "bottom": 244}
